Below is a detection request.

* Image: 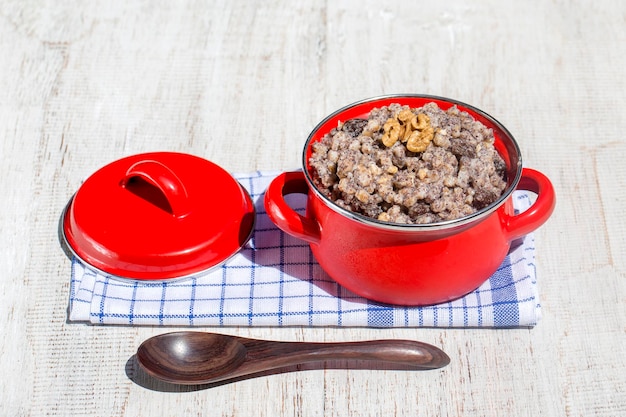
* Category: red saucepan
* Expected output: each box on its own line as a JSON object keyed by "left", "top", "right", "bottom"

{"left": 264, "top": 95, "right": 555, "bottom": 305}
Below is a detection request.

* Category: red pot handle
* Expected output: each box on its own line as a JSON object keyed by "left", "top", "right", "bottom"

{"left": 121, "top": 160, "right": 191, "bottom": 219}
{"left": 264, "top": 171, "right": 321, "bottom": 245}
{"left": 503, "top": 168, "right": 556, "bottom": 242}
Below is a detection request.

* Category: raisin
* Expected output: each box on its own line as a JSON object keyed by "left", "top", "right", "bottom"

{"left": 342, "top": 118, "right": 368, "bottom": 138}
{"left": 472, "top": 189, "right": 499, "bottom": 210}
{"left": 494, "top": 157, "right": 507, "bottom": 180}
{"left": 449, "top": 138, "right": 476, "bottom": 158}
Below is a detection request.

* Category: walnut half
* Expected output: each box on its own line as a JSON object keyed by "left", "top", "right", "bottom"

{"left": 381, "top": 110, "right": 434, "bottom": 152}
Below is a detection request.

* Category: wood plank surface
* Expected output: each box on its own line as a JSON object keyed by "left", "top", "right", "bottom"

{"left": 0, "top": 0, "right": 624, "bottom": 415}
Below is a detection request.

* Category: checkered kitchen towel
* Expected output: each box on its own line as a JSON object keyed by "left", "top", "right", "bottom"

{"left": 68, "top": 171, "right": 541, "bottom": 327}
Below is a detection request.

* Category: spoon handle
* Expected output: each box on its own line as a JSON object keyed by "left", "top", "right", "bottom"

{"left": 234, "top": 338, "right": 449, "bottom": 376}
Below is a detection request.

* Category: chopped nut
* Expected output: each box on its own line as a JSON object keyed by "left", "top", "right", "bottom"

{"left": 406, "top": 124, "right": 434, "bottom": 152}
{"left": 356, "top": 189, "right": 370, "bottom": 203}
{"left": 382, "top": 118, "right": 402, "bottom": 147}
{"left": 407, "top": 114, "right": 434, "bottom": 152}
{"left": 415, "top": 113, "right": 430, "bottom": 130}
{"left": 387, "top": 165, "right": 398, "bottom": 174}
{"left": 377, "top": 212, "right": 391, "bottom": 222}
{"left": 397, "top": 109, "right": 419, "bottom": 142}
{"left": 433, "top": 129, "right": 450, "bottom": 148}
{"left": 398, "top": 109, "right": 417, "bottom": 125}
{"left": 381, "top": 111, "right": 434, "bottom": 153}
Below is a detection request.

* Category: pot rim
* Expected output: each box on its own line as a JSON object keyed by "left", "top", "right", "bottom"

{"left": 302, "top": 94, "right": 523, "bottom": 232}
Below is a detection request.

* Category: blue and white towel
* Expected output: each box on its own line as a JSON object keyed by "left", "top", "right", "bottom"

{"left": 68, "top": 171, "right": 541, "bottom": 327}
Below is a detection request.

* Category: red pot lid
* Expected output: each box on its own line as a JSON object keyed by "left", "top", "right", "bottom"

{"left": 63, "top": 152, "right": 255, "bottom": 280}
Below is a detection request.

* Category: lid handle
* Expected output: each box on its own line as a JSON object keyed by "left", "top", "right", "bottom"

{"left": 121, "top": 160, "right": 191, "bottom": 218}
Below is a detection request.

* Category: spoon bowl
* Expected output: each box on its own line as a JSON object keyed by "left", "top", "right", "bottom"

{"left": 137, "top": 332, "right": 248, "bottom": 384}
{"left": 137, "top": 331, "right": 450, "bottom": 385}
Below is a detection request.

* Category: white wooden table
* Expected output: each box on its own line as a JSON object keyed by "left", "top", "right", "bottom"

{"left": 1, "top": 1, "right": 624, "bottom": 415}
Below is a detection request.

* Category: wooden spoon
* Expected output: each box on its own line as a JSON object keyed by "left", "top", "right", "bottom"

{"left": 136, "top": 331, "right": 450, "bottom": 385}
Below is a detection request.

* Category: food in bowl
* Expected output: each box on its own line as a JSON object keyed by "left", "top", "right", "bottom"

{"left": 266, "top": 95, "right": 556, "bottom": 305}
{"left": 308, "top": 102, "right": 508, "bottom": 224}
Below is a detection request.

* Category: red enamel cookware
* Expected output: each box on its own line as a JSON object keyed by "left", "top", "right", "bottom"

{"left": 63, "top": 152, "right": 255, "bottom": 280}
{"left": 264, "top": 95, "right": 556, "bottom": 305}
